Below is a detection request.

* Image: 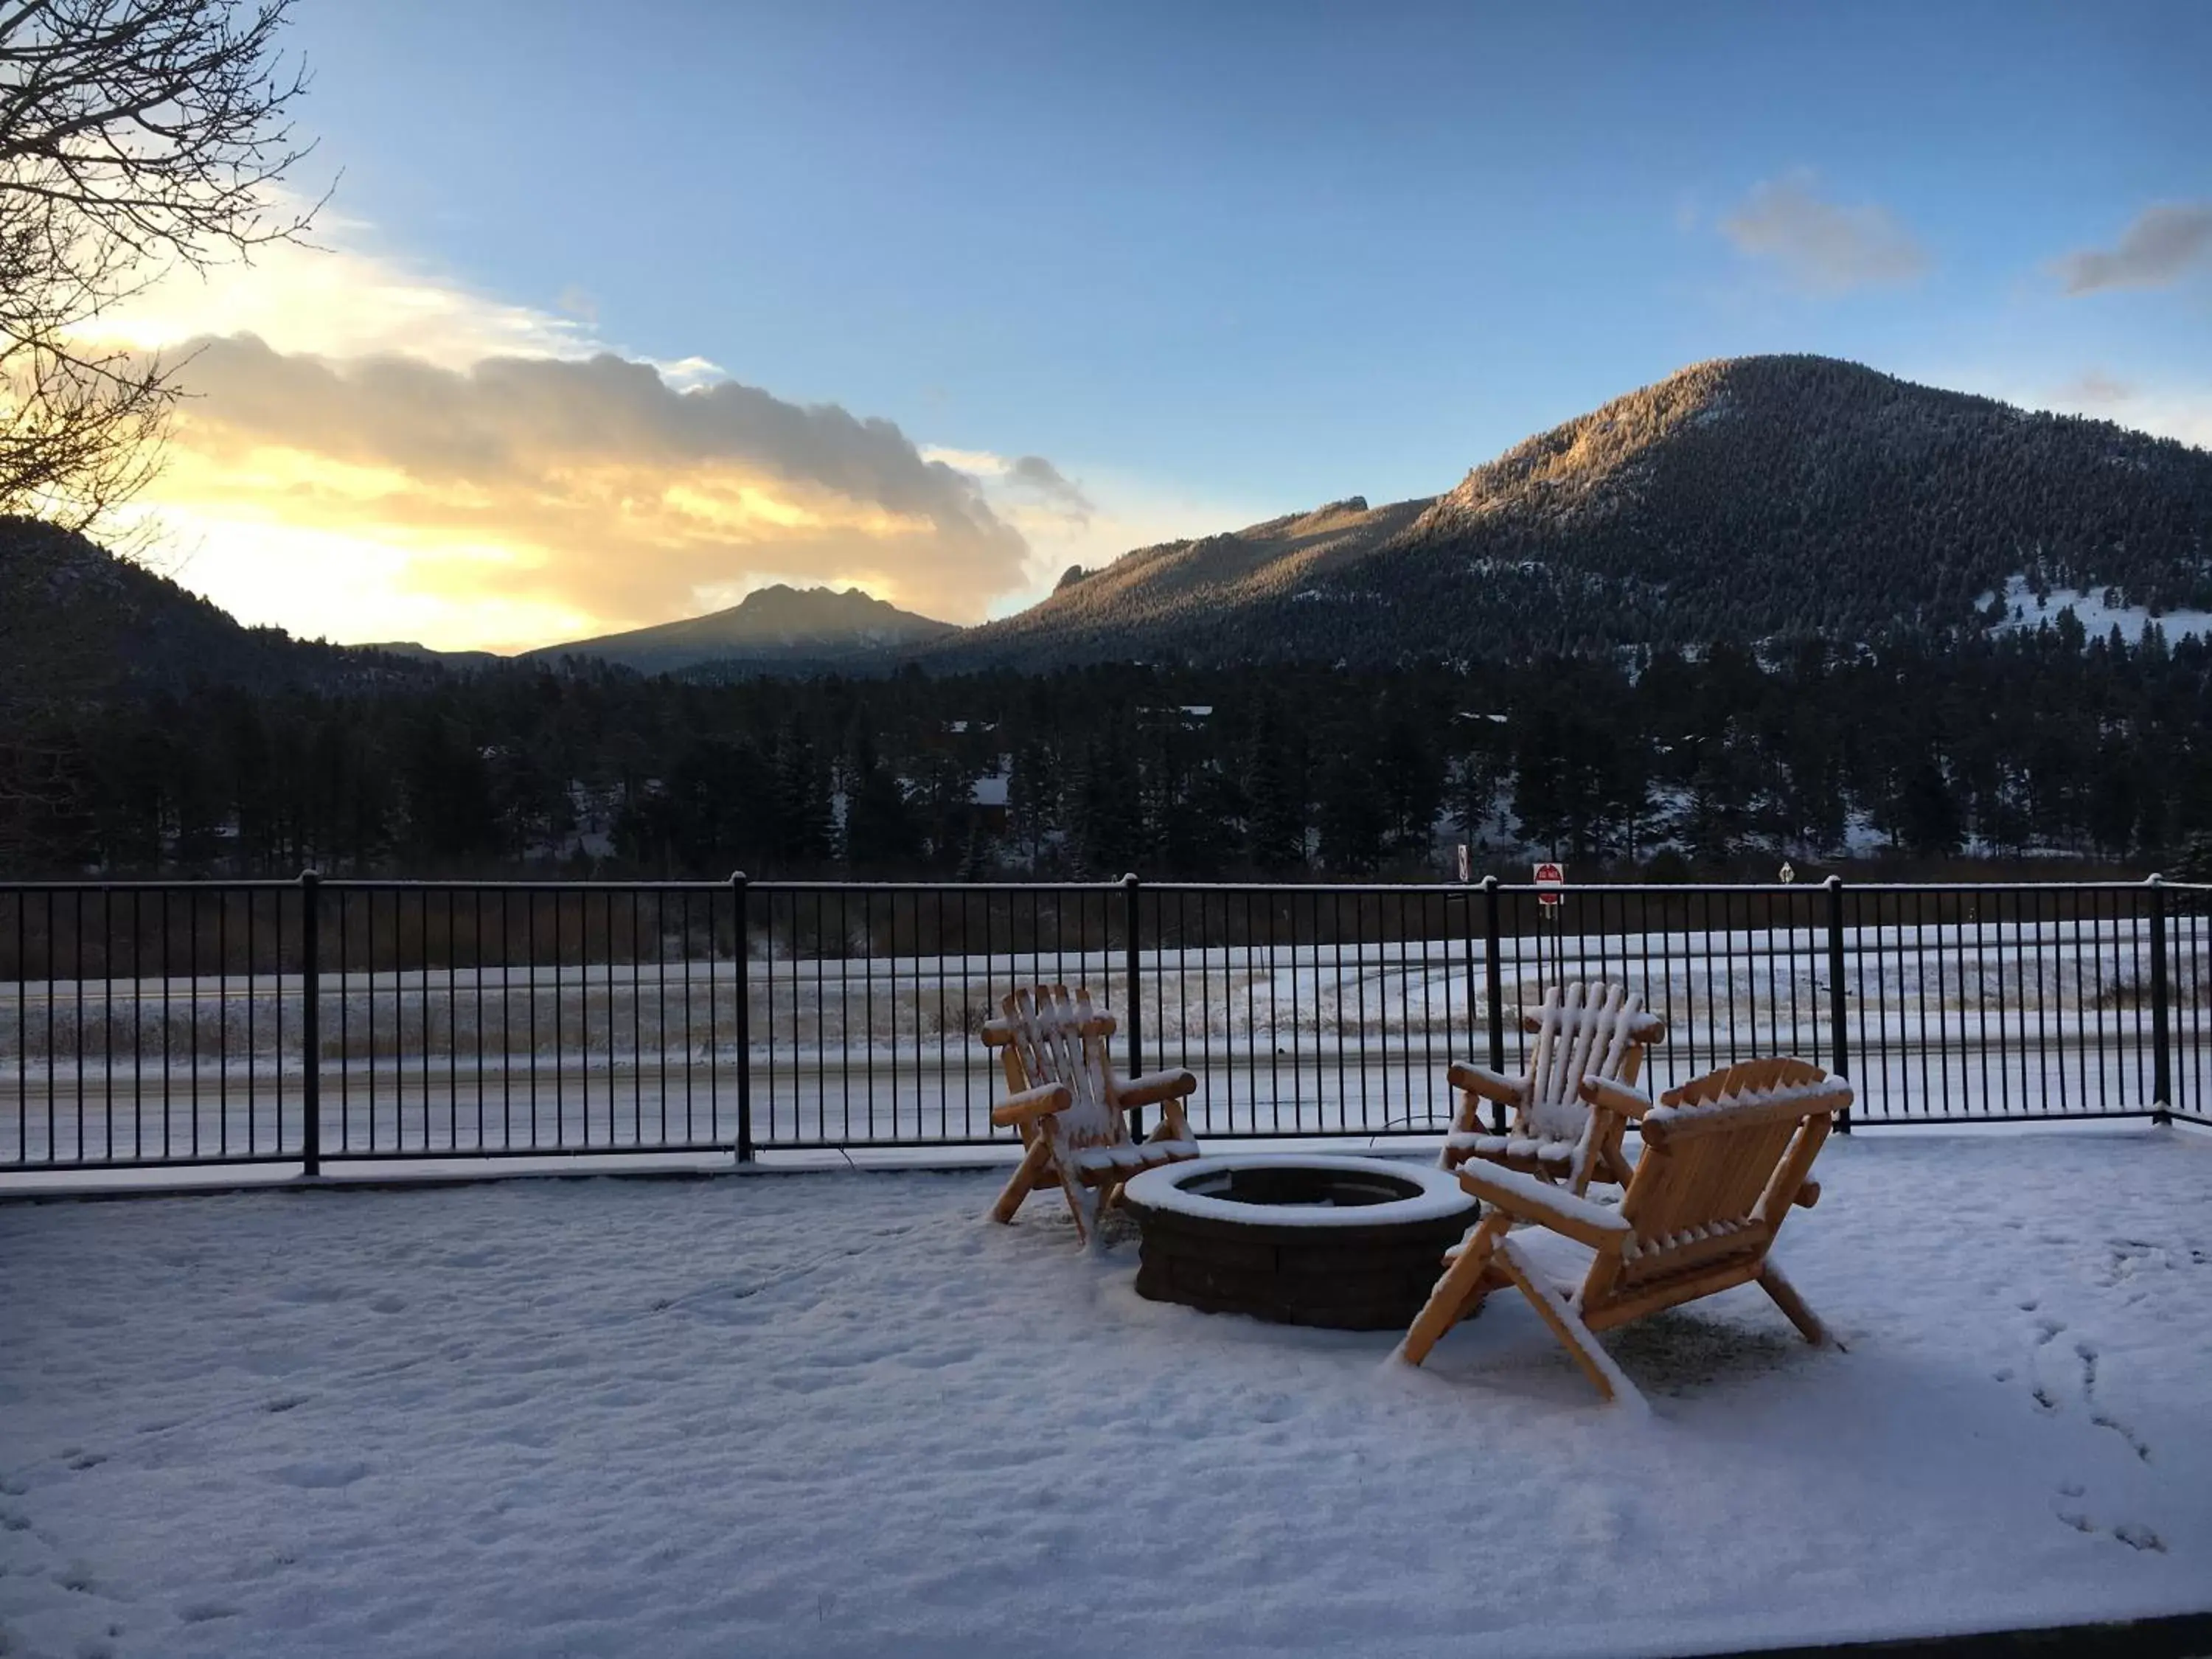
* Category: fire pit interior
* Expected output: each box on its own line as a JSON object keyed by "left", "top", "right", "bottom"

{"left": 1120, "top": 1155, "right": 1481, "bottom": 1329}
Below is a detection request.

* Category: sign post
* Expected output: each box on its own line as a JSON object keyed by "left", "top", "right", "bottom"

{"left": 1531, "top": 862, "right": 1565, "bottom": 998}
{"left": 1455, "top": 844, "right": 1471, "bottom": 884}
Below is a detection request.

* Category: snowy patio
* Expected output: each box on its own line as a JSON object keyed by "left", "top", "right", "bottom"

{"left": 2, "top": 1131, "right": 2208, "bottom": 1658}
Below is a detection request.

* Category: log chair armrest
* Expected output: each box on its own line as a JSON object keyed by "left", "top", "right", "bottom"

{"left": 1113, "top": 1068, "right": 1198, "bottom": 1107}
{"left": 1453, "top": 1162, "right": 1632, "bottom": 1251}
{"left": 990, "top": 1081, "right": 1073, "bottom": 1128}
{"left": 1578, "top": 1074, "right": 1657, "bottom": 1120}
{"left": 1446, "top": 1060, "right": 1527, "bottom": 1107}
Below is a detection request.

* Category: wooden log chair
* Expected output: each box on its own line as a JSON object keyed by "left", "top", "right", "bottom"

{"left": 1400, "top": 1057, "right": 1852, "bottom": 1405}
{"left": 1440, "top": 981, "right": 1666, "bottom": 1194}
{"left": 981, "top": 984, "right": 1202, "bottom": 1248}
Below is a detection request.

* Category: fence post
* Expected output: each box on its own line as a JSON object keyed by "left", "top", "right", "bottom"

{"left": 1825, "top": 874, "right": 1851, "bottom": 1134}
{"left": 1123, "top": 872, "right": 1144, "bottom": 1137}
{"left": 299, "top": 869, "right": 321, "bottom": 1178}
{"left": 732, "top": 872, "right": 755, "bottom": 1162}
{"left": 2147, "top": 875, "right": 2171, "bottom": 1123}
{"left": 1482, "top": 875, "right": 1506, "bottom": 1134}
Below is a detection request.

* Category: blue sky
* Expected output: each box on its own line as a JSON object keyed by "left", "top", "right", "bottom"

{"left": 110, "top": 0, "right": 2212, "bottom": 647}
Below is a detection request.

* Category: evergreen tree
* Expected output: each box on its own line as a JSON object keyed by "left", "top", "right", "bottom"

{"left": 1245, "top": 700, "right": 1306, "bottom": 873}
{"left": 771, "top": 720, "right": 833, "bottom": 869}
{"left": 844, "top": 735, "right": 922, "bottom": 872}
{"left": 1315, "top": 745, "right": 1385, "bottom": 874}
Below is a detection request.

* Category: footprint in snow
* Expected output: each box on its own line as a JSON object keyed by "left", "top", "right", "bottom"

{"left": 2074, "top": 1341, "right": 2098, "bottom": 1397}
{"left": 2090, "top": 1413, "right": 2152, "bottom": 1464}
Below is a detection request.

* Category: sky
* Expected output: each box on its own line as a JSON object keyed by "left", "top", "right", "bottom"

{"left": 91, "top": 0, "right": 2212, "bottom": 653}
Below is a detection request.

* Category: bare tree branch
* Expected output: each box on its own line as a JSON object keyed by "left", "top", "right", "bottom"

{"left": 0, "top": 0, "right": 320, "bottom": 532}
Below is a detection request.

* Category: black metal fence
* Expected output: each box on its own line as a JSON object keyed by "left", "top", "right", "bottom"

{"left": 3, "top": 876, "right": 2206, "bottom": 1175}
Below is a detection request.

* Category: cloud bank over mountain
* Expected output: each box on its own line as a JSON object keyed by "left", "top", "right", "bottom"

{"left": 153, "top": 335, "right": 1029, "bottom": 627}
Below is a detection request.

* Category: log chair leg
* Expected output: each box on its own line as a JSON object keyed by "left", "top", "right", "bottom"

{"left": 1758, "top": 1262, "right": 1834, "bottom": 1348}
{"left": 1060, "top": 1170, "right": 1102, "bottom": 1250}
{"left": 1399, "top": 1212, "right": 1509, "bottom": 1366}
{"left": 1495, "top": 1239, "right": 1618, "bottom": 1403}
{"left": 989, "top": 1137, "right": 1054, "bottom": 1224}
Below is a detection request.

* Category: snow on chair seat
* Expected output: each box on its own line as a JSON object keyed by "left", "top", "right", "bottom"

{"left": 981, "top": 984, "right": 1203, "bottom": 1248}
{"left": 1399, "top": 1056, "right": 1852, "bottom": 1405}
{"left": 1443, "top": 1131, "right": 1582, "bottom": 1172}
{"left": 1440, "top": 981, "right": 1665, "bottom": 1194}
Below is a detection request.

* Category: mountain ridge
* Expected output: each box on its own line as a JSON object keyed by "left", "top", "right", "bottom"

{"left": 934, "top": 354, "right": 2212, "bottom": 668}
{"left": 526, "top": 582, "right": 958, "bottom": 673}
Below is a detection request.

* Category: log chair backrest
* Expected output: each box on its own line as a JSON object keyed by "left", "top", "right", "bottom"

{"left": 995, "top": 984, "right": 1124, "bottom": 1151}
{"left": 1522, "top": 981, "right": 1663, "bottom": 1144}
{"left": 1604, "top": 1057, "right": 1850, "bottom": 1293}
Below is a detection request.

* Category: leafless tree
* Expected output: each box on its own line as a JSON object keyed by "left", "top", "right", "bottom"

{"left": 0, "top": 0, "right": 321, "bottom": 534}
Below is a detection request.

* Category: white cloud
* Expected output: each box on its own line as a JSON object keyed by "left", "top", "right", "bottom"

{"left": 93, "top": 205, "right": 597, "bottom": 368}
{"left": 2051, "top": 204, "right": 2212, "bottom": 296}
{"left": 1720, "top": 173, "right": 1930, "bottom": 294}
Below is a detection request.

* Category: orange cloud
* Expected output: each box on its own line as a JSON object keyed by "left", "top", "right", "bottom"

{"left": 140, "top": 336, "right": 1030, "bottom": 634}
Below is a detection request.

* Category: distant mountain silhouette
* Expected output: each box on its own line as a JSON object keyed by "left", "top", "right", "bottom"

{"left": 937, "top": 355, "right": 2212, "bottom": 667}
{"left": 529, "top": 583, "right": 957, "bottom": 673}
{"left": 356, "top": 640, "right": 505, "bottom": 669}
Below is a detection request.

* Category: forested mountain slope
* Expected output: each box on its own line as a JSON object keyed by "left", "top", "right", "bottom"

{"left": 940, "top": 355, "right": 2212, "bottom": 667}
{"left": 0, "top": 517, "right": 425, "bottom": 698}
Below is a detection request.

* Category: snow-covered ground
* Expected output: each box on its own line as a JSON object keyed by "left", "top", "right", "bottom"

{"left": 4, "top": 1130, "right": 2208, "bottom": 1658}
{"left": 1984, "top": 573, "right": 2212, "bottom": 644}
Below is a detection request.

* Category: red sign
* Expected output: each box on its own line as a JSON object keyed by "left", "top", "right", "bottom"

{"left": 1534, "top": 862, "right": 1565, "bottom": 911}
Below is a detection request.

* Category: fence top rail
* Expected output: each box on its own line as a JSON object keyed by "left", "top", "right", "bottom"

{"left": 313, "top": 879, "right": 740, "bottom": 893}
{"left": 0, "top": 880, "right": 305, "bottom": 893}
{"left": 0, "top": 876, "right": 2174, "bottom": 897}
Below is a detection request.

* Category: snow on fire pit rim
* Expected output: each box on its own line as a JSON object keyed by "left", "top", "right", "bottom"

{"left": 1122, "top": 1151, "right": 1476, "bottom": 1226}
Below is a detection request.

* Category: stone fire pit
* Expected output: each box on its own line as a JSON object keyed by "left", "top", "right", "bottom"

{"left": 1120, "top": 1154, "right": 1481, "bottom": 1329}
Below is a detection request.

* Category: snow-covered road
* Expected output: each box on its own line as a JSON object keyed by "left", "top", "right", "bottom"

{"left": 2, "top": 1131, "right": 2209, "bottom": 1658}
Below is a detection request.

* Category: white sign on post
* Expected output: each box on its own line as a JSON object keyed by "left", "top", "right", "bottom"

{"left": 1455, "top": 844, "right": 1471, "bottom": 883}
{"left": 1534, "top": 861, "right": 1565, "bottom": 911}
